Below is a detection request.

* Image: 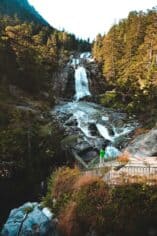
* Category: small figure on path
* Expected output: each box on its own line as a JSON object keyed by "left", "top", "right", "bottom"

{"left": 99, "top": 148, "right": 105, "bottom": 166}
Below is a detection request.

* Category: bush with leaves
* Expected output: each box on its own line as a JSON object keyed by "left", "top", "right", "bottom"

{"left": 43, "top": 167, "right": 80, "bottom": 214}
{"left": 44, "top": 167, "right": 157, "bottom": 236}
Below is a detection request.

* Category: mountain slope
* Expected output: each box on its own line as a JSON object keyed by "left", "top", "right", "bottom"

{"left": 0, "top": 0, "right": 49, "bottom": 25}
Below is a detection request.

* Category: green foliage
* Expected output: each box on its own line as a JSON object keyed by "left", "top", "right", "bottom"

{"left": 0, "top": 14, "right": 91, "bottom": 95}
{"left": 0, "top": 0, "right": 49, "bottom": 26}
{"left": 99, "top": 91, "right": 124, "bottom": 109}
{"left": 74, "top": 178, "right": 110, "bottom": 234}
{"left": 61, "top": 135, "right": 78, "bottom": 149}
{"left": 44, "top": 168, "right": 157, "bottom": 236}
{"left": 43, "top": 167, "right": 80, "bottom": 214}
{"left": 0, "top": 106, "right": 64, "bottom": 181}
{"left": 93, "top": 8, "right": 157, "bottom": 123}
{"left": 44, "top": 167, "right": 157, "bottom": 236}
{"left": 111, "top": 184, "right": 157, "bottom": 235}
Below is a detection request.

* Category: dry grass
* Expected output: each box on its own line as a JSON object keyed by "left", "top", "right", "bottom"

{"left": 51, "top": 167, "right": 80, "bottom": 199}
{"left": 132, "top": 127, "right": 149, "bottom": 139}
{"left": 117, "top": 151, "right": 130, "bottom": 164}
{"left": 58, "top": 202, "right": 80, "bottom": 236}
{"left": 45, "top": 167, "right": 157, "bottom": 236}
{"left": 73, "top": 174, "right": 99, "bottom": 190}
{"left": 58, "top": 175, "right": 108, "bottom": 236}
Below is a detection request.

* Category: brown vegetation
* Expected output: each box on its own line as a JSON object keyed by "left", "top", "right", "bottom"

{"left": 43, "top": 167, "right": 157, "bottom": 236}
{"left": 58, "top": 202, "right": 80, "bottom": 236}
{"left": 117, "top": 151, "right": 130, "bottom": 164}
{"left": 50, "top": 167, "right": 80, "bottom": 199}
{"left": 131, "top": 127, "right": 149, "bottom": 139}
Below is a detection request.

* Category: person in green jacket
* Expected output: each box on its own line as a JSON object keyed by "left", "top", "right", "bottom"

{"left": 99, "top": 148, "right": 105, "bottom": 166}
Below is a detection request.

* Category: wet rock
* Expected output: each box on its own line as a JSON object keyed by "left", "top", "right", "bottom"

{"left": 85, "top": 62, "right": 106, "bottom": 96}
{"left": 75, "top": 142, "right": 92, "bottom": 152}
{"left": 102, "top": 139, "right": 111, "bottom": 148}
{"left": 52, "top": 101, "right": 137, "bottom": 161}
{"left": 90, "top": 137, "right": 106, "bottom": 150}
{"left": 52, "top": 65, "right": 75, "bottom": 99}
{"left": 79, "top": 147, "right": 98, "bottom": 162}
{"left": 65, "top": 117, "right": 78, "bottom": 126}
{"left": 78, "top": 95, "right": 93, "bottom": 102}
{"left": 59, "top": 113, "right": 73, "bottom": 124}
{"left": 88, "top": 123, "right": 99, "bottom": 136}
{"left": 61, "top": 135, "right": 79, "bottom": 150}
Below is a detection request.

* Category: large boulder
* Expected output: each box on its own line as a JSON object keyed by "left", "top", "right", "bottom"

{"left": 1, "top": 202, "right": 57, "bottom": 236}
{"left": 126, "top": 128, "right": 157, "bottom": 158}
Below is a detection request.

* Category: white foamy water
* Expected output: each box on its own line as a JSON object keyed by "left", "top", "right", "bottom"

{"left": 74, "top": 66, "right": 91, "bottom": 101}
{"left": 52, "top": 53, "right": 138, "bottom": 159}
{"left": 96, "top": 123, "right": 114, "bottom": 142}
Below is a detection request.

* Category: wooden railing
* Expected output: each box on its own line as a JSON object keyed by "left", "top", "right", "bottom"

{"left": 84, "top": 164, "right": 157, "bottom": 185}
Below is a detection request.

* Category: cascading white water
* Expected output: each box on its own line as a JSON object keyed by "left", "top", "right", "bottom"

{"left": 73, "top": 110, "right": 92, "bottom": 138}
{"left": 96, "top": 123, "right": 114, "bottom": 142}
{"left": 74, "top": 66, "right": 91, "bottom": 101}
{"left": 53, "top": 52, "right": 138, "bottom": 162}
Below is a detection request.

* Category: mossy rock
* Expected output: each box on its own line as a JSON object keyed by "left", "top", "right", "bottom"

{"left": 61, "top": 135, "right": 79, "bottom": 149}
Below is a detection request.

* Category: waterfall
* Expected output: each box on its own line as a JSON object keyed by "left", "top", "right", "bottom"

{"left": 53, "top": 52, "right": 138, "bottom": 163}
{"left": 74, "top": 66, "right": 91, "bottom": 101}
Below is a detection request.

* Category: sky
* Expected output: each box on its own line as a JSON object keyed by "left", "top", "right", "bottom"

{"left": 29, "top": 0, "right": 157, "bottom": 41}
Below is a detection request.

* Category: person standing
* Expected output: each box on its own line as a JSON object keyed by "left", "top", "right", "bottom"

{"left": 99, "top": 148, "right": 105, "bottom": 166}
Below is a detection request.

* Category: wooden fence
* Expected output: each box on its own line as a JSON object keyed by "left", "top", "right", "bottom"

{"left": 85, "top": 164, "right": 157, "bottom": 185}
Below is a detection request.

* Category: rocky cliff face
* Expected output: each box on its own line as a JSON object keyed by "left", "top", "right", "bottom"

{"left": 126, "top": 128, "right": 157, "bottom": 158}
{"left": 52, "top": 55, "right": 106, "bottom": 102}
{"left": 85, "top": 62, "right": 106, "bottom": 98}
{"left": 52, "top": 65, "right": 75, "bottom": 100}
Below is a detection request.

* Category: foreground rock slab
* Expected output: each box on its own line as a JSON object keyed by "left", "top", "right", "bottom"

{"left": 126, "top": 128, "right": 157, "bottom": 158}
{"left": 1, "top": 202, "right": 57, "bottom": 236}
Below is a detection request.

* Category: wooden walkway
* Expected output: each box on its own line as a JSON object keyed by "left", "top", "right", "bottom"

{"left": 72, "top": 149, "right": 157, "bottom": 184}
{"left": 84, "top": 163, "right": 157, "bottom": 185}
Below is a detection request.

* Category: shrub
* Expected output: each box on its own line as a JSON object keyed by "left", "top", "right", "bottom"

{"left": 74, "top": 176, "right": 111, "bottom": 235}
{"left": 43, "top": 167, "right": 80, "bottom": 214}
{"left": 111, "top": 184, "right": 157, "bottom": 235}
{"left": 44, "top": 167, "right": 157, "bottom": 236}
{"left": 58, "top": 175, "right": 111, "bottom": 236}
{"left": 58, "top": 202, "right": 80, "bottom": 236}
{"left": 99, "top": 91, "right": 119, "bottom": 107}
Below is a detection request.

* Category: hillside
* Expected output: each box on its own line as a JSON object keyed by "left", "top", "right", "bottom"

{"left": 0, "top": 1, "right": 91, "bottom": 227}
{"left": 93, "top": 8, "right": 157, "bottom": 126}
{"left": 0, "top": 2, "right": 157, "bottom": 234}
{"left": 0, "top": 0, "right": 49, "bottom": 25}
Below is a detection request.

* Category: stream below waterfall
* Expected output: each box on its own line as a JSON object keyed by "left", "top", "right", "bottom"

{"left": 52, "top": 53, "right": 138, "bottom": 163}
